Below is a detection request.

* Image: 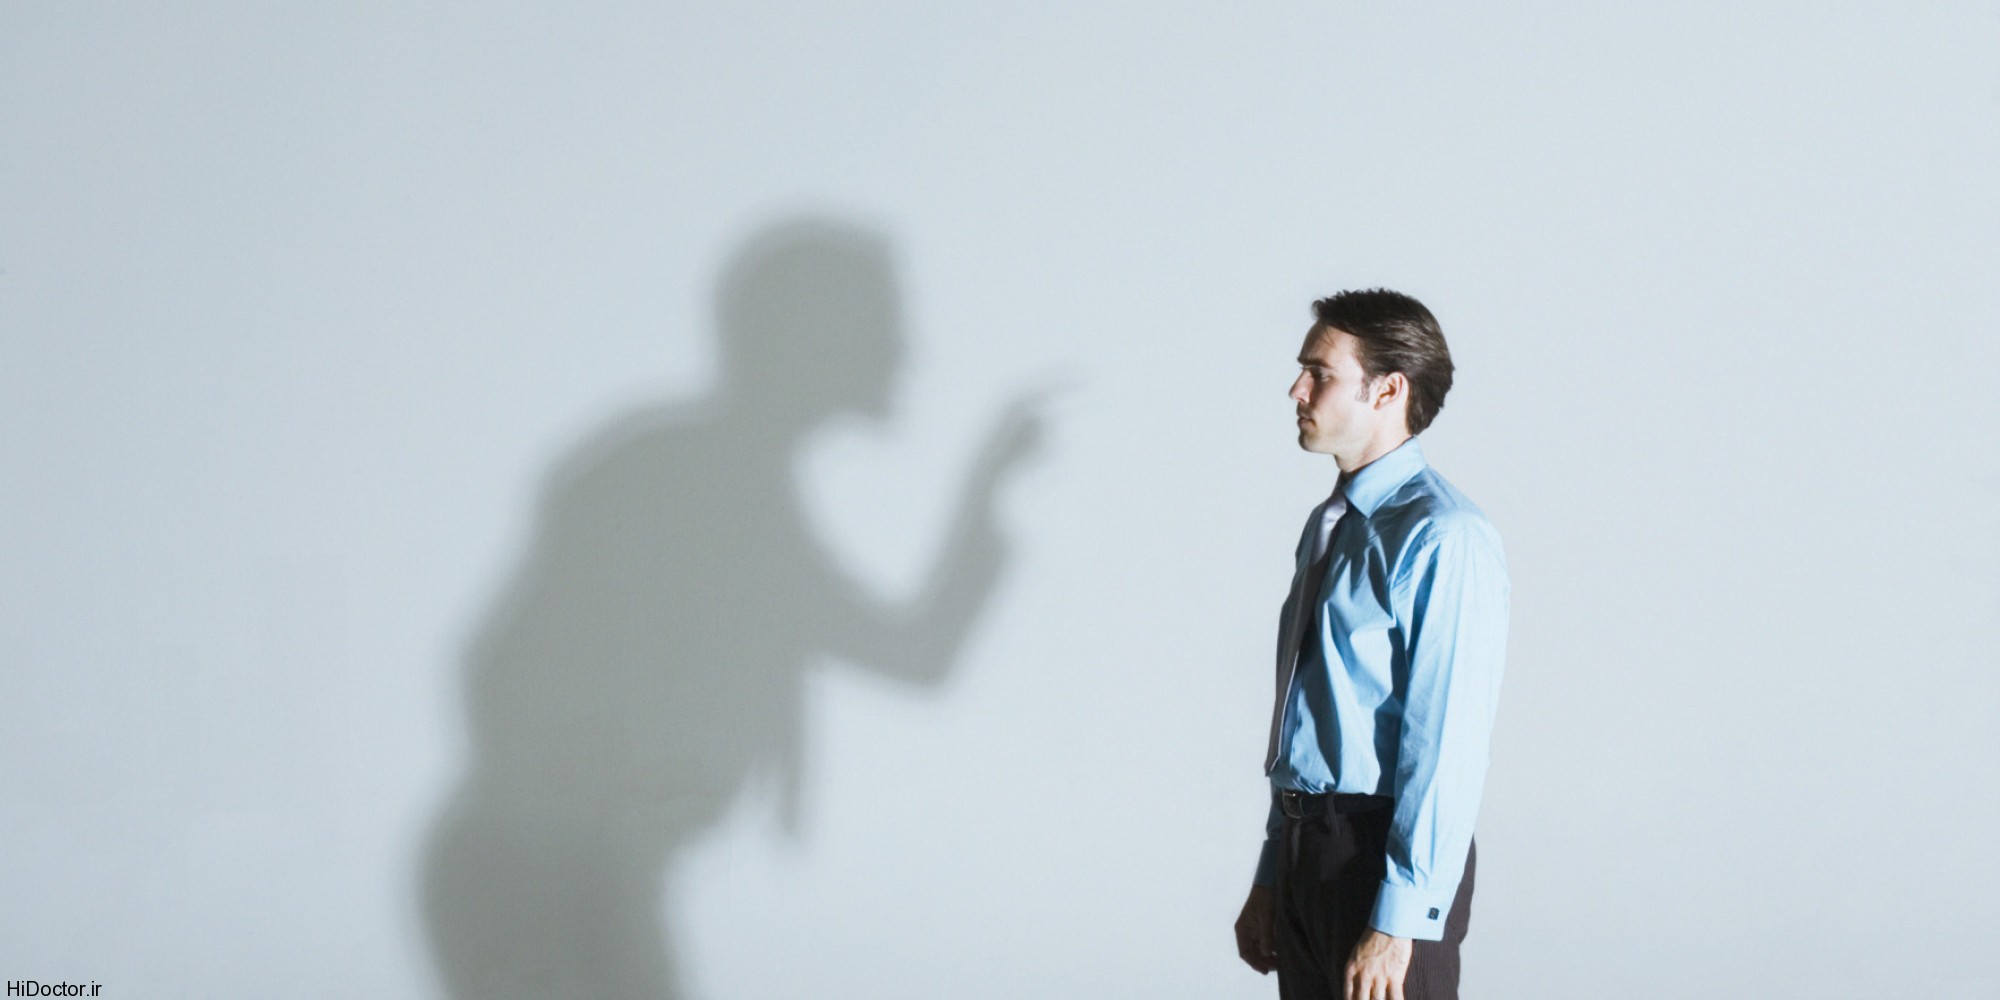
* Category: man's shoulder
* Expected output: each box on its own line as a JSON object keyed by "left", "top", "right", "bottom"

{"left": 1377, "top": 467, "right": 1502, "bottom": 550}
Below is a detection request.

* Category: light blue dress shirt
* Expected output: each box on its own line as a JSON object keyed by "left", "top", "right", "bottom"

{"left": 1254, "top": 435, "right": 1510, "bottom": 942}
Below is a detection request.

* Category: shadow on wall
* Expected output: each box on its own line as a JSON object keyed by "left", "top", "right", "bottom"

{"left": 420, "top": 216, "right": 1049, "bottom": 999}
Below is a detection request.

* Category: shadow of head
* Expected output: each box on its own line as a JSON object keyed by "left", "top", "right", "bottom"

{"left": 715, "top": 217, "right": 906, "bottom": 424}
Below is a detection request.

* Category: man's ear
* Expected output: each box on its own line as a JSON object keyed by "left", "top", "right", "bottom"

{"left": 1371, "top": 372, "right": 1408, "bottom": 410}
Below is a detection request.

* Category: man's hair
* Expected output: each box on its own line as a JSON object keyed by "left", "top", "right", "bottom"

{"left": 1311, "top": 288, "right": 1455, "bottom": 435}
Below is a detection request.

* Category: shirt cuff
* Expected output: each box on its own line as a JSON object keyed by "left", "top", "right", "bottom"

{"left": 1253, "top": 837, "right": 1280, "bottom": 888}
{"left": 1369, "top": 880, "right": 1456, "bottom": 941}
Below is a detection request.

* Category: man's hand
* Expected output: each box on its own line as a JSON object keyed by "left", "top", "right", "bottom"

{"left": 1344, "top": 929, "right": 1412, "bottom": 1000}
{"left": 1232, "top": 884, "right": 1279, "bottom": 974}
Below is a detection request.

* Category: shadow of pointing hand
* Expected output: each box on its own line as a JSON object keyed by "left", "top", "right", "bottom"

{"left": 970, "top": 382, "right": 1061, "bottom": 496}
{"left": 939, "top": 381, "right": 1062, "bottom": 593}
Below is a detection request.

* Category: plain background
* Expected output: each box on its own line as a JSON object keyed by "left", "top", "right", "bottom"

{"left": 5, "top": 3, "right": 1999, "bottom": 997}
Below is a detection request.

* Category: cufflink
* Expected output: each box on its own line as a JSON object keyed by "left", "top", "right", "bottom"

{"left": 1427, "top": 907, "right": 1440, "bottom": 920}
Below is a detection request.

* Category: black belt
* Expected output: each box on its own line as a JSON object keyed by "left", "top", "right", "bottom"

{"left": 1278, "top": 788, "right": 1394, "bottom": 819}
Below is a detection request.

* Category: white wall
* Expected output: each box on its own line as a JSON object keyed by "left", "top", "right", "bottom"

{"left": 4, "top": 3, "right": 1998, "bottom": 997}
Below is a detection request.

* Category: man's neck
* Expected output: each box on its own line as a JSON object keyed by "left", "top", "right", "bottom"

{"left": 1334, "top": 430, "right": 1413, "bottom": 475}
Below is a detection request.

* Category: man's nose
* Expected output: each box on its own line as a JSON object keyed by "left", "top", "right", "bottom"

{"left": 1288, "top": 374, "right": 1310, "bottom": 403}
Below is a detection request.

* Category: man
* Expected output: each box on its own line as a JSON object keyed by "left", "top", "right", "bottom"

{"left": 1233, "top": 289, "right": 1510, "bottom": 1000}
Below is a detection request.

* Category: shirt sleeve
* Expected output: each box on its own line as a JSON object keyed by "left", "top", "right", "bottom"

{"left": 1254, "top": 788, "right": 1284, "bottom": 887}
{"left": 1370, "top": 517, "right": 1510, "bottom": 940}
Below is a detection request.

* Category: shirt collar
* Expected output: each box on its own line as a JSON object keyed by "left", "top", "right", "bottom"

{"left": 1335, "top": 436, "right": 1427, "bottom": 518}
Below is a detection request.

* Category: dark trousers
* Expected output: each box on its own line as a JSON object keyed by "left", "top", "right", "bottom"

{"left": 1274, "top": 799, "right": 1475, "bottom": 1000}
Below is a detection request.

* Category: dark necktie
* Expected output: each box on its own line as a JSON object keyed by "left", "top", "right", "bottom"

{"left": 1263, "top": 482, "right": 1350, "bottom": 774}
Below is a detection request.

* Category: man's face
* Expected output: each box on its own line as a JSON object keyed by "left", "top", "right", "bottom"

{"left": 1289, "top": 324, "right": 1383, "bottom": 456}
